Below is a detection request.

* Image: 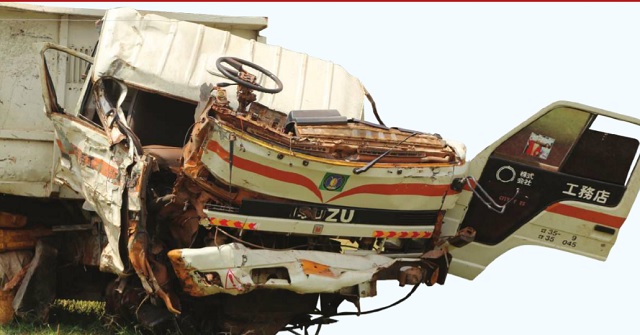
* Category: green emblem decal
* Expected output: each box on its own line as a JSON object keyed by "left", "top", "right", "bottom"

{"left": 319, "top": 173, "right": 349, "bottom": 192}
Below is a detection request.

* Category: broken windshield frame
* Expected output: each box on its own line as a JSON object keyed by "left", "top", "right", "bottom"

{"left": 39, "top": 43, "right": 94, "bottom": 117}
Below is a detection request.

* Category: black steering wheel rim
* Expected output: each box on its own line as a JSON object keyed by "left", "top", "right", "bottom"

{"left": 215, "top": 56, "right": 283, "bottom": 94}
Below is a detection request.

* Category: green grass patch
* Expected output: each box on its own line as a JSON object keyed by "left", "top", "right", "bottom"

{"left": 0, "top": 300, "right": 136, "bottom": 335}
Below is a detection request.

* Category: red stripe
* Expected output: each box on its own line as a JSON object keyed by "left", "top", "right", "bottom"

{"left": 206, "top": 140, "right": 323, "bottom": 202}
{"left": 546, "top": 203, "right": 625, "bottom": 228}
{"left": 327, "top": 183, "right": 455, "bottom": 204}
{"left": 373, "top": 231, "right": 432, "bottom": 239}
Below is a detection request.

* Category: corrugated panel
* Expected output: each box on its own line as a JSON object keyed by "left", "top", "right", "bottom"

{"left": 93, "top": 8, "right": 364, "bottom": 119}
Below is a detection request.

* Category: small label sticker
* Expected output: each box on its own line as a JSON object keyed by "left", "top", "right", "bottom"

{"left": 523, "top": 132, "right": 555, "bottom": 160}
{"left": 312, "top": 224, "right": 324, "bottom": 234}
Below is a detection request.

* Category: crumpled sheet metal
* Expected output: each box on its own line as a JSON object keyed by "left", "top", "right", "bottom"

{"left": 50, "top": 114, "right": 135, "bottom": 275}
{"left": 168, "top": 242, "right": 395, "bottom": 297}
{"left": 94, "top": 8, "right": 365, "bottom": 120}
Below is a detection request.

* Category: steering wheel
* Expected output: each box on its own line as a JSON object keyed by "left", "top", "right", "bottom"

{"left": 215, "top": 57, "right": 283, "bottom": 94}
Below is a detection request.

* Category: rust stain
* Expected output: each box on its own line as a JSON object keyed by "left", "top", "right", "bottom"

{"left": 208, "top": 98, "right": 458, "bottom": 165}
{"left": 0, "top": 226, "right": 53, "bottom": 252}
{"left": 167, "top": 249, "right": 207, "bottom": 297}
{"left": 0, "top": 212, "right": 27, "bottom": 229}
{"left": 128, "top": 220, "right": 181, "bottom": 314}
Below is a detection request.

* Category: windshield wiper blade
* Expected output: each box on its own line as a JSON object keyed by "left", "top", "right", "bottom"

{"left": 353, "top": 132, "right": 418, "bottom": 175}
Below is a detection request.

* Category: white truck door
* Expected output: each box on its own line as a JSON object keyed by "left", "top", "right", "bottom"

{"left": 40, "top": 43, "right": 137, "bottom": 275}
{"left": 448, "top": 102, "right": 640, "bottom": 279}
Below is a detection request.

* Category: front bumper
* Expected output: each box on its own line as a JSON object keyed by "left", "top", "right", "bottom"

{"left": 168, "top": 243, "right": 432, "bottom": 297}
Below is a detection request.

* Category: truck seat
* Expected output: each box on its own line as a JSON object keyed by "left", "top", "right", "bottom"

{"left": 142, "top": 145, "right": 183, "bottom": 170}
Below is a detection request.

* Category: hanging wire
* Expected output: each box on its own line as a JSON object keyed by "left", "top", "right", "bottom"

{"left": 329, "top": 280, "right": 420, "bottom": 317}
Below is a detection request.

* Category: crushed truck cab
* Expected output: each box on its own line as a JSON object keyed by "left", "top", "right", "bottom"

{"left": 2, "top": 5, "right": 640, "bottom": 335}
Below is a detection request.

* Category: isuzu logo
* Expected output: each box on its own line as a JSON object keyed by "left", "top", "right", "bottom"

{"left": 292, "top": 206, "right": 355, "bottom": 223}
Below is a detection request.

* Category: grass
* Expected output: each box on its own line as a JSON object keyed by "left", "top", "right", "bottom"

{"left": 0, "top": 300, "right": 136, "bottom": 335}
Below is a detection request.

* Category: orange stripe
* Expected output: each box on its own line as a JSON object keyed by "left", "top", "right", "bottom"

{"left": 206, "top": 140, "right": 323, "bottom": 202}
{"left": 546, "top": 203, "right": 625, "bottom": 228}
{"left": 327, "top": 183, "right": 456, "bottom": 204}
{"left": 56, "top": 139, "right": 119, "bottom": 180}
{"left": 300, "top": 259, "right": 335, "bottom": 278}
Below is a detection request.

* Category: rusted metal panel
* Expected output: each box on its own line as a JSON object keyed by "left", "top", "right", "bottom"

{"left": 0, "top": 227, "right": 53, "bottom": 252}
{"left": 0, "top": 212, "right": 27, "bottom": 229}
{"left": 213, "top": 101, "right": 457, "bottom": 164}
{"left": 0, "top": 289, "right": 14, "bottom": 324}
{"left": 93, "top": 8, "right": 365, "bottom": 120}
{"left": 126, "top": 156, "right": 181, "bottom": 315}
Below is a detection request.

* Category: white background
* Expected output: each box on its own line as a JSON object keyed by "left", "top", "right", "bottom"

{"left": 22, "top": 3, "right": 640, "bottom": 334}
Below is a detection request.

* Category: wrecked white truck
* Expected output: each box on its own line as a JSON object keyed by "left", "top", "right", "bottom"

{"left": 3, "top": 6, "right": 640, "bottom": 335}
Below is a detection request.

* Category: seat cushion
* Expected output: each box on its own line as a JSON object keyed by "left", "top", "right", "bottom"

{"left": 143, "top": 145, "right": 183, "bottom": 170}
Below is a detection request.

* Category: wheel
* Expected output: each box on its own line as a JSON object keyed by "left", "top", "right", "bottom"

{"left": 215, "top": 57, "right": 283, "bottom": 94}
